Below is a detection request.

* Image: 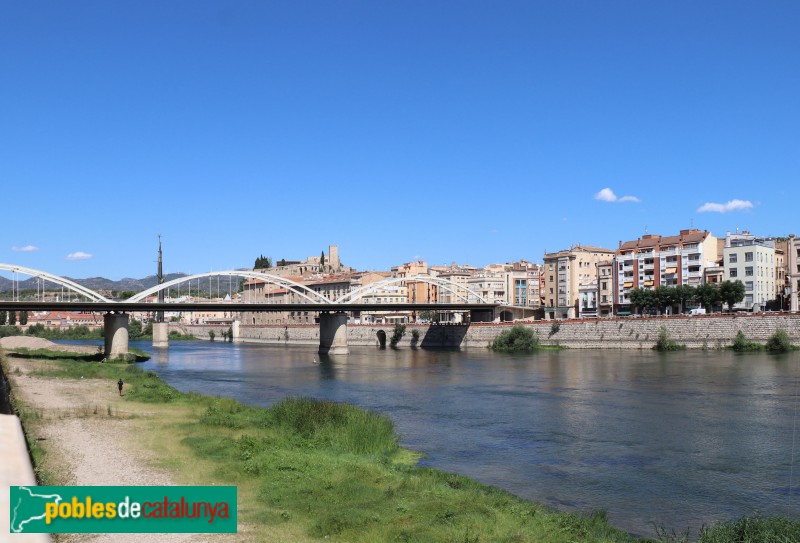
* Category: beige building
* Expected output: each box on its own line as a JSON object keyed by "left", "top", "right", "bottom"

{"left": 543, "top": 245, "right": 615, "bottom": 319}
{"left": 597, "top": 260, "right": 614, "bottom": 317}
{"left": 256, "top": 245, "right": 350, "bottom": 278}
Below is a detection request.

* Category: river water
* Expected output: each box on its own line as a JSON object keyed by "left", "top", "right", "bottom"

{"left": 102, "top": 341, "right": 799, "bottom": 535}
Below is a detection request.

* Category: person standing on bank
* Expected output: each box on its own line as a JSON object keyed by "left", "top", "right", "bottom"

{"left": 117, "top": 378, "right": 124, "bottom": 396}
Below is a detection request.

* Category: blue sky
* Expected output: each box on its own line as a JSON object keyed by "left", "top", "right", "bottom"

{"left": 1, "top": 1, "right": 798, "bottom": 279}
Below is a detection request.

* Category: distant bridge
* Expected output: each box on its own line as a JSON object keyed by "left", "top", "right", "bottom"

{"left": 0, "top": 264, "right": 497, "bottom": 356}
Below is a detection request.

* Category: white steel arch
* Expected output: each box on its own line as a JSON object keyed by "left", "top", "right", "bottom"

{"left": 0, "top": 263, "right": 112, "bottom": 302}
{"left": 128, "top": 270, "right": 333, "bottom": 304}
{"left": 336, "top": 275, "right": 490, "bottom": 304}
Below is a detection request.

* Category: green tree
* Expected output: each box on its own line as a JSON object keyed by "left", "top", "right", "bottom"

{"left": 629, "top": 288, "right": 657, "bottom": 314}
{"left": 655, "top": 286, "right": 678, "bottom": 314}
{"left": 675, "top": 284, "right": 696, "bottom": 314}
{"left": 254, "top": 255, "right": 272, "bottom": 269}
{"left": 0, "top": 311, "right": 6, "bottom": 326}
{"left": 389, "top": 323, "right": 406, "bottom": 347}
{"left": 719, "top": 280, "right": 746, "bottom": 311}
{"left": 278, "top": 258, "right": 287, "bottom": 267}
{"left": 8, "top": 311, "right": 16, "bottom": 325}
{"left": 320, "top": 251, "right": 325, "bottom": 269}
{"left": 695, "top": 283, "right": 720, "bottom": 312}
{"left": 128, "top": 319, "right": 143, "bottom": 339}
{"left": 19, "top": 310, "right": 28, "bottom": 325}
{"left": 118, "top": 290, "right": 136, "bottom": 300}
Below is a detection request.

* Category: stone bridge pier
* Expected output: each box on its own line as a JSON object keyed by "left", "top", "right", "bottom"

{"left": 104, "top": 312, "right": 129, "bottom": 359}
{"left": 319, "top": 312, "right": 349, "bottom": 355}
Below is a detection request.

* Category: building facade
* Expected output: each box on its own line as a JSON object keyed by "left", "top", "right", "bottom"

{"left": 723, "top": 232, "right": 775, "bottom": 310}
{"left": 543, "top": 245, "right": 615, "bottom": 319}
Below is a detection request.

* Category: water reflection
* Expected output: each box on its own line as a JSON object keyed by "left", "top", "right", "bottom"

{"left": 127, "top": 341, "right": 800, "bottom": 536}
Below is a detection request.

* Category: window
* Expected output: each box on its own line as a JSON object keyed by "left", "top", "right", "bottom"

{"left": 730, "top": 268, "right": 738, "bottom": 278}
{"left": 601, "top": 281, "right": 607, "bottom": 290}
{"left": 745, "top": 267, "right": 753, "bottom": 276}
{"left": 729, "top": 253, "right": 738, "bottom": 263}
{"left": 745, "top": 281, "right": 753, "bottom": 291}
{"left": 745, "top": 252, "right": 754, "bottom": 262}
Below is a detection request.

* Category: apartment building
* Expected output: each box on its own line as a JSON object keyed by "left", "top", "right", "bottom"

{"left": 786, "top": 234, "right": 800, "bottom": 312}
{"left": 614, "top": 229, "right": 718, "bottom": 315}
{"left": 723, "top": 232, "right": 775, "bottom": 310}
{"left": 502, "top": 261, "right": 541, "bottom": 307}
{"left": 543, "top": 245, "right": 615, "bottom": 319}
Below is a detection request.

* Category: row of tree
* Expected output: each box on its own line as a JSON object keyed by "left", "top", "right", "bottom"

{"left": 254, "top": 255, "right": 291, "bottom": 269}
{"left": 0, "top": 311, "right": 27, "bottom": 326}
{"left": 627, "top": 280, "right": 747, "bottom": 314}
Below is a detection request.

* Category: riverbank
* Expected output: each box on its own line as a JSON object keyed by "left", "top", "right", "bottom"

{"left": 4, "top": 350, "right": 799, "bottom": 542}
{"left": 2, "top": 353, "right": 647, "bottom": 542}
{"left": 184, "top": 312, "right": 800, "bottom": 350}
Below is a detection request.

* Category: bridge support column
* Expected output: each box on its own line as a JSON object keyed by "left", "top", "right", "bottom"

{"left": 152, "top": 322, "right": 169, "bottom": 348}
{"left": 319, "top": 312, "right": 349, "bottom": 355}
{"left": 232, "top": 319, "right": 240, "bottom": 343}
{"left": 104, "top": 313, "right": 129, "bottom": 359}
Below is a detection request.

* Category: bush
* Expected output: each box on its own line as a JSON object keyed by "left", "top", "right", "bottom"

{"left": 766, "top": 328, "right": 793, "bottom": 353}
{"left": 389, "top": 323, "right": 406, "bottom": 347}
{"left": 490, "top": 325, "right": 539, "bottom": 353}
{"left": 549, "top": 322, "right": 560, "bottom": 337}
{"left": 731, "top": 331, "right": 763, "bottom": 352}
{"left": 654, "top": 326, "right": 685, "bottom": 351}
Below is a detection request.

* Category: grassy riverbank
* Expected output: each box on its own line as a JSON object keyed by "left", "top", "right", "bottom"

{"left": 4, "top": 354, "right": 800, "bottom": 542}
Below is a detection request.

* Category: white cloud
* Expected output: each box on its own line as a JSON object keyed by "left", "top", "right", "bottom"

{"left": 12, "top": 245, "right": 39, "bottom": 252}
{"left": 697, "top": 199, "right": 753, "bottom": 213}
{"left": 595, "top": 187, "right": 640, "bottom": 203}
{"left": 66, "top": 251, "right": 93, "bottom": 261}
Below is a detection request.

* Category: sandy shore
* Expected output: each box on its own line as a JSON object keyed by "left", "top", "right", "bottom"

{"left": 5, "top": 356, "right": 244, "bottom": 543}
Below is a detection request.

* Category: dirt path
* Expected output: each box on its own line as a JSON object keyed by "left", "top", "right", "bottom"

{"left": 5, "top": 357, "right": 244, "bottom": 543}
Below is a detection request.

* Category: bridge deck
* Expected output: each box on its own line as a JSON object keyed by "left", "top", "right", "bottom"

{"left": 0, "top": 301, "right": 497, "bottom": 313}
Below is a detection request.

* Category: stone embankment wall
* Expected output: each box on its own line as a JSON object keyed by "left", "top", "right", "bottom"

{"left": 232, "top": 314, "right": 800, "bottom": 350}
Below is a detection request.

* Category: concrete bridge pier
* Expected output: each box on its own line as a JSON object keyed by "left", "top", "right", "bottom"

{"left": 319, "top": 312, "right": 349, "bottom": 355}
{"left": 104, "top": 312, "right": 129, "bottom": 359}
{"left": 152, "top": 322, "right": 169, "bottom": 347}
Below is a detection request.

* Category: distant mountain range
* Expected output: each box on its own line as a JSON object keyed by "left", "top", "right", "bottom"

{"left": 0, "top": 273, "right": 191, "bottom": 294}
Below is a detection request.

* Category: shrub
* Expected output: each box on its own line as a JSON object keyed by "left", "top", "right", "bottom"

{"left": 490, "top": 325, "right": 539, "bottom": 353}
{"left": 389, "top": 323, "right": 406, "bottom": 347}
{"left": 654, "top": 326, "right": 685, "bottom": 351}
{"left": 731, "top": 331, "right": 762, "bottom": 352}
{"left": 549, "top": 322, "right": 560, "bottom": 337}
{"left": 766, "top": 328, "right": 793, "bottom": 353}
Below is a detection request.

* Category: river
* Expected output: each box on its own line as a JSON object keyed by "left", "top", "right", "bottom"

{"left": 78, "top": 340, "right": 800, "bottom": 536}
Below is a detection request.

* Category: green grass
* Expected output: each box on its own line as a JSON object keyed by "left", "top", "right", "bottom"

{"left": 7, "top": 355, "right": 800, "bottom": 542}
{"left": 6, "top": 347, "right": 104, "bottom": 361}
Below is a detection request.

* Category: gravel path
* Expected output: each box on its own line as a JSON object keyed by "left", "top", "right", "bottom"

{"left": 6, "top": 358, "right": 244, "bottom": 543}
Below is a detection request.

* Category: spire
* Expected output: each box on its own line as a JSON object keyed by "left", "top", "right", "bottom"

{"left": 156, "top": 235, "right": 165, "bottom": 322}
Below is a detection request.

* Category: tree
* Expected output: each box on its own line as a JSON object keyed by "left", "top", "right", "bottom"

{"left": 278, "top": 258, "right": 287, "bottom": 267}
{"left": 320, "top": 251, "right": 325, "bottom": 269}
{"left": 655, "top": 286, "right": 679, "bottom": 314}
{"left": 118, "top": 290, "right": 136, "bottom": 300}
{"left": 8, "top": 311, "right": 16, "bottom": 325}
{"left": 695, "top": 283, "right": 720, "bottom": 312}
{"left": 254, "top": 255, "right": 272, "bottom": 269}
{"left": 128, "top": 319, "right": 143, "bottom": 339}
{"left": 675, "top": 284, "right": 696, "bottom": 314}
{"left": 19, "top": 311, "right": 28, "bottom": 325}
{"left": 0, "top": 311, "right": 6, "bottom": 326}
{"left": 629, "top": 288, "right": 657, "bottom": 314}
{"left": 719, "top": 280, "right": 746, "bottom": 311}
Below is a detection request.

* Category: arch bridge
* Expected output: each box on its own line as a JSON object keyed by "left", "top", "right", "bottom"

{"left": 0, "top": 265, "right": 497, "bottom": 357}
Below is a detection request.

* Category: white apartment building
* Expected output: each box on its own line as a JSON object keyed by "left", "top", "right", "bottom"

{"left": 723, "top": 233, "right": 775, "bottom": 310}
{"left": 467, "top": 273, "right": 506, "bottom": 304}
